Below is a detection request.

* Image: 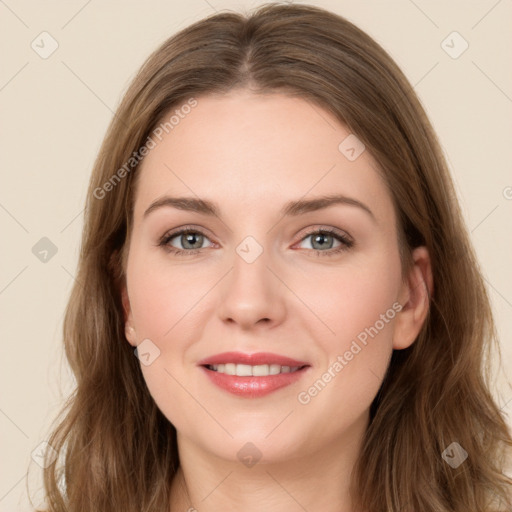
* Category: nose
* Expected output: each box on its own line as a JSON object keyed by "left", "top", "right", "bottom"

{"left": 217, "top": 243, "right": 286, "bottom": 330}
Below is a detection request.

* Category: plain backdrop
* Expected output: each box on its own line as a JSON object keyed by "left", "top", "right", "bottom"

{"left": 1, "top": 1, "right": 511, "bottom": 510}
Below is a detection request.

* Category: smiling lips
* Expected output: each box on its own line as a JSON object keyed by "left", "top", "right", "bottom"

{"left": 197, "top": 351, "right": 311, "bottom": 397}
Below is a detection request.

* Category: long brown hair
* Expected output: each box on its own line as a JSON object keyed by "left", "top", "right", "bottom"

{"left": 31, "top": 3, "right": 512, "bottom": 511}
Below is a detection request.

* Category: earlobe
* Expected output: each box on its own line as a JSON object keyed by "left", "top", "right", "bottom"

{"left": 121, "top": 284, "right": 137, "bottom": 347}
{"left": 125, "top": 325, "right": 137, "bottom": 347}
{"left": 393, "top": 246, "right": 433, "bottom": 350}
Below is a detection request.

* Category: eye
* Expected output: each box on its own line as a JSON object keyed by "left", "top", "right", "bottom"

{"left": 158, "top": 226, "right": 213, "bottom": 256}
{"left": 295, "top": 227, "right": 354, "bottom": 257}
{"left": 157, "top": 225, "right": 354, "bottom": 257}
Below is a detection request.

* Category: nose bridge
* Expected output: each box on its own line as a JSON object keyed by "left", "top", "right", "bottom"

{"left": 232, "top": 235, "right": 270, "bottom": 290}
{"left": 217, "top": 232, "right": 285, "bottom": 327}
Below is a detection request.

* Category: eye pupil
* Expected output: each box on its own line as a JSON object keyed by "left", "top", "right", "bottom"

{"left": 182, "top": 232, "right": 203, "bottom": 249}
{"left": 312, "top": 233, "right": 333, "bottom": 250}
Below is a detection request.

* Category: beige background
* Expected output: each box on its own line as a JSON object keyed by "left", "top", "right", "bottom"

{"left": 1, "top": 0, "right": 511, "bottom": 509}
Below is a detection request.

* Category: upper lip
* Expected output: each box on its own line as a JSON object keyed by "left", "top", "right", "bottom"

{"left": 197, "top": 352, "right": 310, "bottom": 367}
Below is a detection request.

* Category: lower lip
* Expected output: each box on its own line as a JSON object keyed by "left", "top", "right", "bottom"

{"left": 200, "top": 366, "right": 310, "bottom": 398}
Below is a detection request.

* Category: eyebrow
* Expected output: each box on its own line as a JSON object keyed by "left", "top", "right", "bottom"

{"left": 143, "top": 194, "right": 376, "bottom": 222}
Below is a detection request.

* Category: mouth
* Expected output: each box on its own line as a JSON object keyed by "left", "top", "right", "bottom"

{"left": 197, "top": 352, "right": 311, "bottom": 398}
{"left": 203, "top": 363, "right": 307, "bottom": 376}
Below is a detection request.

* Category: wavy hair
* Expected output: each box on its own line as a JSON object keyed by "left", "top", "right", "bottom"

{"left": 31, "top": 3, "right": 512, "bottom": 511}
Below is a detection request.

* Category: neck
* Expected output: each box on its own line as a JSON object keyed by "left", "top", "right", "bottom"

{"left": 169, "top": 411, "right": 369, "bottom": 512}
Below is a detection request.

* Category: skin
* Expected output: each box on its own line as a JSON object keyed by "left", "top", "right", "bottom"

{"left": 121, "top": 89, "right": 432, "bottom": 512}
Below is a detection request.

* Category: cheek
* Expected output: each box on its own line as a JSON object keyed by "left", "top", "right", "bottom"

{"left": 302, "top": 250, "right": 402, "bottom": 346}
{"left": 126, "top": 250, "right": 219, "bottom": 427}
{"left": 295, "top": 251, "right": 401, "bottom": 402}
{"left": 127, "top": 248, "right": 213, "bottom": 340}
{"left": 126, "top": 257, "right": 200, "bottom": 429}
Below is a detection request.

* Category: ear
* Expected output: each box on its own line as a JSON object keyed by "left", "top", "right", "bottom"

{"left": 393, "top": 246, "right": 433, "bottom": 350}
{"left": 121, "top": 283, "right": 137, "bottom": 347}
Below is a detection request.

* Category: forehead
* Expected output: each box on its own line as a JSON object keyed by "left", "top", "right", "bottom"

{"left": 133, "top": 90, "right": 394, "bottom": 224}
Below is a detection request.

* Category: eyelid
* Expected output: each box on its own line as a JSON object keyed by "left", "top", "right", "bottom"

{"left": 294, "top": 225, "right": 353, "bottom": 244}
{"left": 157, "top": 224, "right": 217, "bottom": 251}
{"left": 158, "top": 224, "right": 354, "bottom": 255}
{"left": 159, "top": 224, "right": 215, "bottom": 241}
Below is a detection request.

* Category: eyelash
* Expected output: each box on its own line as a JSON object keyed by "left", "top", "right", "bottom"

{"left": 157, "top": 225, "right": 354, "bottom": 258}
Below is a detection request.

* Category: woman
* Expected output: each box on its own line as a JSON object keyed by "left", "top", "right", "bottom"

{"left": 33, "top": 3, "right": 512, "bottom": 511}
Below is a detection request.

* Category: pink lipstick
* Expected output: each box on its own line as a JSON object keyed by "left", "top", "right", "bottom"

{"left": 197, "top": 351, "right": 311, "bottom": 398}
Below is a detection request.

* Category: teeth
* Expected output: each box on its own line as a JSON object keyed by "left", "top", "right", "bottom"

{"left": 253, "top": 364, "right": 270, "bottom": 376}
{"left": 208, "top": 363, "right": 302, "bottom": 376}
{"left": 236, "top": 364, "right": 253, "bottom": 376}
{"left": 269, "top": 364, "right": 281, "bottom": 375}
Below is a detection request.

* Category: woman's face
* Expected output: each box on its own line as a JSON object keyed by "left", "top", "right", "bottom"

{"left": 122, "top": 90, "right": 421, "bottom": 463}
